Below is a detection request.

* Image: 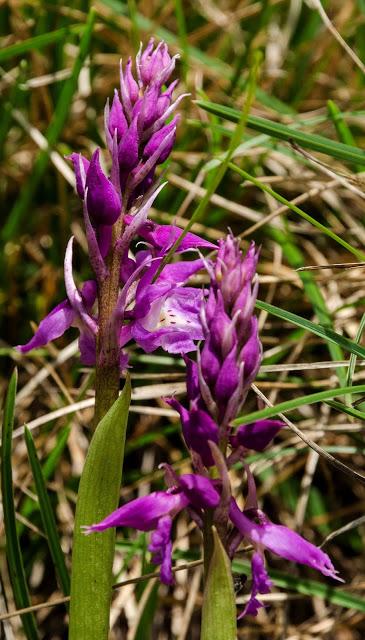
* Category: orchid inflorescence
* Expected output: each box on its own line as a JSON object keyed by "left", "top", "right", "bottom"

{"left": 84, "top": 229, "right": 341, "bottom": 617}
{"left": 18, "top": 39, "right": 341, "bottom": 619}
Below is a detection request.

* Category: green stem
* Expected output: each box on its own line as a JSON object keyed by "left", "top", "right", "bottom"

{"left": 94, "top": 217, "right": 125, "bottom": 427}
{"left": 69, "top": 215, "right": 128, "bottom": 639}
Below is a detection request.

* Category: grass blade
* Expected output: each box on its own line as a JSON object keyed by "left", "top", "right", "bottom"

{"left": 0, "top": 24, "right": 85, "bottom": 63}
{"left": 233, "top": 383, "right": 365, "bottom": 426}
{"left": 18, "top": 426, "right": 70, "bottom": 537}
{"left": 233, "top": 559, "right": 365, "bottom": 613}
{"left": 1, "top": 370, "right": 39, "bottom": 639}
{"left": 267, "top": 226, "right": 346, "bottom": 386}
{"left": 230, "top": 163, "right": 365, "bottom": 261}
{"left": 196, "top": 100, "right": 365, "bottom": 167}
{"left": 24, "top": 426, "right": 70, "bottom": 596}
{"left": 255, "top": 298, "right": 365, "bottom": 360}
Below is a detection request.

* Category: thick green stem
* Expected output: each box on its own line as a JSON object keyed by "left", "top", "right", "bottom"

{"left": 69, "top": 216, "right": 127, "bottom": 640}
{"left": 94, "top": 217, "right": 125, "bottom": 427}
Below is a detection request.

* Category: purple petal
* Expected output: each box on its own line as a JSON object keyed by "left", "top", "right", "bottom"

{"left": 143, "top": 116, "right": 179, "bottom": 162}
{"left": 178, "top": 474, "right": 220, "bottom": 509}
{"left": 184, "top": 356, "right": 200, "bottom": 402}
{"left": 240, "top": 317, "right": 262, "bottom": 382}
{"left": 130, "top": 287, "right": 203, "bottom": 354}
{"left": 118, "top": 116, "right": 139, "bottom": 170}
{"left": 64, "top": 237, "right": 98, "bottom": 336}
{"left": 229, "top": 499, "right": 342, "bottom": 581}
{"left": 159, "top": 259, "right": 204, "bottom": 285}
{"left": 135, "top": 221, "right": 217, "bottom": 253}
{"left": 95, "top": 224, "right": 113, "bottom": 259}
{"left": 108, "top": 89, "right": 128, "bottom": 140}
{"left": 83, "top": 490, "right": 189, "bottom": 534}
{"left": 167, "top": 399, "right": 219, "bottom": 467}
{"left": 230, "top": 420, "right": 284, "bottom": 452}
{"left": 239, "top": 552, "right": 272, "bottom": 618}
{"left": 148, "top": 515, "right": 174, "bottom": 585}
{"left": 138, "top": 84, "right": 160, "bottom": 130}
{"left": 16, "top": 299, "right": 75, "bottom": 353}
{"left": 200, "top": 338, "right": 221, "bottom": 389}
{"left": 214, "top": 346, "right": 239, "bottom": 407}
{"left": 80, "top": 280, "right": 97, "bottom": 308}
{"left": 78, "top": 330, "right": 96, "bottom": 366}
{"left": 123, "top": 58, "right": 139, "bottom": 104}
{"left": 66, "top": 152, "right": 90, "bottom": 199}
{"left": 86, "top": 149, "right": 122, "bottom": 225}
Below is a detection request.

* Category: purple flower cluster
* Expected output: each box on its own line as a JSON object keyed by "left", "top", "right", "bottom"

{"left": 16, "top": 36, "right": 341, "bottom": 622}
{"left": 17, "top": 40, "right": 214, "bottom": 365}
{"left": 85, "top": 233, "right": 342, "bottom": 616}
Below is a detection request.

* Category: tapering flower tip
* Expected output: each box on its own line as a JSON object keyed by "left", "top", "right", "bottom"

{"left": 215, "top": 236, "right": 259, "bottom": 310}
{"left": 16, "top": 299, "right": 75, "bottom": 353}
{"left": 239, "top": 316, "right": 262, "bottom": 381}
{"left": 108, "top": 89, "right": 128, "bottom": 140}
{"left": 136, "top": 221, "right": 217, "bottom": 253}
{"left": 167, "top": 399, "right": 219, "bottom": 467}
{"left": 138, "top": 39, "right": 173, "bottom": 87}
{"left": 178, "top": 474, "right": 220, "bottom": 509}
{"left": 83, "top": 490, "right": 189, "bottom": 534}
{"left": 230, "top": 419, "right": 284, "bottom": 452}
{"left": 16, "top": 279, "right": 96, "bottom": 354}
{"left": 229, "top": 499, "right": 342, "bottom": 582}
{"left": 148, "top": 515, "right": 174, "bottom": 584}
{"left": 123, "top": 57, "right": 139, "bottom": 105}
{"left": 156, "top": 80, "right": 179, "bottom": 118}
{"left": 85, "top": 149, "right": 122, "bottom": 225}
{"left": 143, "top": 115, "right": 180, "bottom": 164}
{"left": 64, "top": 237, "right": 98, "bottom": 336}
{"left": 214, "top": 345, "right": 240, "bottom": 407}
{"left": 66, "top": 152, "right": 90, "bottom": 199}
{"left": 183, "top": 356, "right": 200, "bottom": 402}
{"left": 118, "top": 116, "right": 139, "bottom": 170}
{"left": 138, "top": 83, "right": 161, "bottom": 131}
{"left": 239, "top": 552, "right": 272, "bottom": 618}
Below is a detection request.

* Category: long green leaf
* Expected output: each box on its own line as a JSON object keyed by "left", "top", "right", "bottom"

{"left": 255, "top": 299, "right": 365, "bottom": 359}
{"left": 1, "top": 370, "right": 39, "bottom": 639}
{"left": 0, "top": 24, "right": 85, "bottom": 63}
{"left": 19, "top": 426, "right": 71, "bottom": 537}
{"left": 2, "top": 9, "right": 96, "bottom": 241}
{"left": 267, "top": 226, "right": 346, "bottom": 386}
{"left": 233, "top": 383, "right": 365, "bottom": 426}
{"left": 229, "top": 163, "right": 365, "bottom": 261}
{"left": 201, "top": 528, "right": 236, "bottom": 640}
{"left": 69, "top": 376, "right": 131, "bottom": 640}
{"left": 24, "top": 427, "right": 70, "bottom": 596}
{"left": 196, "top": 99, "right": 365, "bottom": 166}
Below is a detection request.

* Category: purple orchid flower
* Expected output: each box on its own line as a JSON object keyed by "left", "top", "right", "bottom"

{"left": 83, "top": 473, "right": 220, "bottom": 584}
{"left": 17, "top": 239, "right": 98, "bottom": 364}
{"left": 229, "top": 497, "right": 342, "bottom": 617}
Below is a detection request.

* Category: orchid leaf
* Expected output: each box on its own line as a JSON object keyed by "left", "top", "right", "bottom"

{"left": 69, "top": 376, "right": 131, "bottom": 640}
{"left": 201, "top": 528, "right": 237, "bottom": 640}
